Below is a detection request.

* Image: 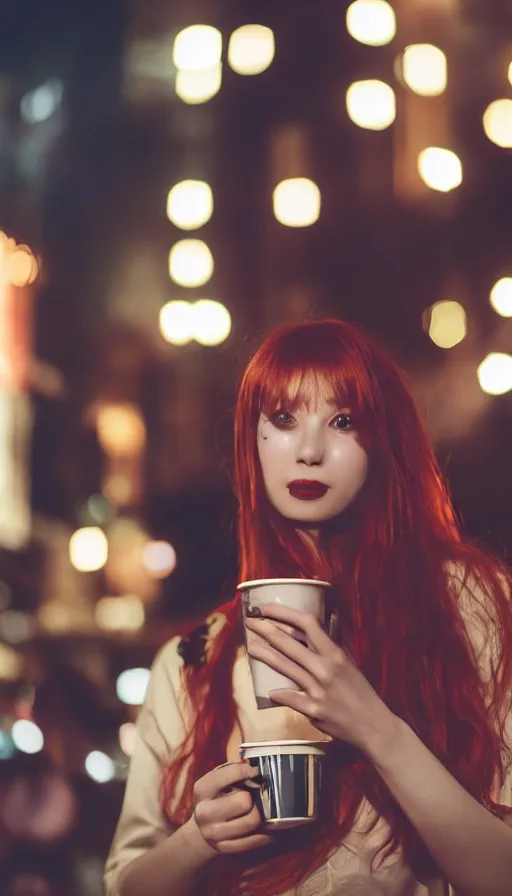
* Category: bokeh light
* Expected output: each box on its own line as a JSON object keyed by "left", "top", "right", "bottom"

{"left": 483, "top": 99, "right": 512, "bottom": 148}
{"left": 418, "top": 147, "right": 463, "bottom": 192}
{"left": 0, "top": 611, "right": 34, "bottom": 644}
{"left": 8, "top": 246, "right": 38, "bottom": 287}
{"left": 142, "top": 541, "right": 177, "bottom": 578}
{"left": 168, "top": 239, "right": 214, "bottom": 287}
{"left": 37, "top": 601, "right": 75, "bottom": 634}
{"left": 490, "top": 277, "right": 512, "bottom": 317}
{"left": 428, "top": 301, "right": 467, "bottom": 348}
{"left": 159, "top": 300, "right": 231, "bottom": 346}
{"left": 0, "top": 642, "right": 23, "bottom": 679}
{"left": 166, "top": 180, "right": 213, "bottom": 230}
{"left": 119, "top": 723, "right": 138, "bottom": 758}
{"left": 95, "top": 596, "right": 145, "bottom": 632}
{"left": 346, "top": 80, "right": 396, "bottom": 130}
{"left": 116, "top": 668, "right": 151, "bottom": 706}
{"left": 96, "top": 404, "right": 146, "bottom": 456}
{"left": 228, "top": 25, "right": 275, "bottom": 75}
{"left": 85, "top": 750, "right": 115, "bottom": 783}
{"left": 346, "top": 0, "right": 396, "bottom": 47}
{"left": 192, "top": 300, "right": 232, "bottom": 345}
{"left": 159, "top": 300, "right": 194, "bottom": 345}
{"left": 402, "top": 44, "right": 447, "bottom": 96}
{"left": 175, "top": 65, "right": 222, "bottom": 104}
{"left": 0, "top": 730, "right": 16, "bottom": 760}
{"left": 69, "top": 527, "right": 108, "bottom": 572}
{"left": 173, "top": 25, "right": 222, "bottom": 71}
{"left": 477, "top": 353, "right": 512, "bottom": 395}
{"left": 103, "top": 474, "right": 135, "bottom": 507}
{"left": 85, "top": 494, "right": 114, "bottom": 525}
{"left": 20, "top": 78, "right": 63, "bottom": 124}
{"left": 11, "top": 719, "right": 44, "bottom": 754}
{"left": 273, "top": 178, "right": 321, "bottom": 227}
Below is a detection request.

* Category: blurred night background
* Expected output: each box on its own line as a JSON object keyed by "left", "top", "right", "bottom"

{"left": 0, "top": 0, "right": 511, "bottom": 893}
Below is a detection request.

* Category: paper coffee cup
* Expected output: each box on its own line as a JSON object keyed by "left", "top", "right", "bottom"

{"left": 238, "top": 739, "right": 325, "bottom": 830}
{"left": 237, "top": 578, "right": 331, "bottom": 709}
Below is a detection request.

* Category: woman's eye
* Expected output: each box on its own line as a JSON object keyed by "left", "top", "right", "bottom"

{"left": 332, "top": 413, "right": 353, "bottom": 431}
{"left": 271, "top": 410, "right": 295, "bottom": 428}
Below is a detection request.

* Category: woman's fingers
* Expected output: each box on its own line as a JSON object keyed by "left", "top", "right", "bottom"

{"left": 245, "top": 627, "right": 320, "bottom": 690}
{"left": 193, "top": 760, "right": 259, "bottom": 802}
{"left": 192, "top": 762, "right": 273, "bottom": 855}
{"left": 217, "top": 832, "right": 274, "bottom": 854}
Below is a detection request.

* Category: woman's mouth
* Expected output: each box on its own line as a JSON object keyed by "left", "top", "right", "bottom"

{"left": 287, "top": 480, "right": 329, "bottom": 501}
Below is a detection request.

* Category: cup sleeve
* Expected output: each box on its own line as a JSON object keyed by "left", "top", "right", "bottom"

{"left": 104, "top": 636, "right": 187, "bottom": 896}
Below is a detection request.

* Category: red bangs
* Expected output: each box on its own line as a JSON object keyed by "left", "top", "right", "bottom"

{"left": 255, "top": 331, "right": 369, "bottom": 416}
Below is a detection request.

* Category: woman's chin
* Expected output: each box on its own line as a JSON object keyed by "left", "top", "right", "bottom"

{"left": 276, "top": 505, "right": 339, "bottom": 528}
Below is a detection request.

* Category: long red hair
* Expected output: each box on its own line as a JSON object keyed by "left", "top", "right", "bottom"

{"left": 162, "top": 319, "right": 512, "bottom": 895}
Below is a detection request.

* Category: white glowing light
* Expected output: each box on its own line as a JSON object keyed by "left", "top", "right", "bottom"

{"left": 490, "top": 278, "right": 512, "bottom": 318}
{"left": 403, "top": 44, "right": 447, "bottom": 96}
{"left": 346, "top": 0, "right": 396, "bottom": 47}
{"left": 272, "top": 178, "right": 321, "bottom": 228}
{"left": 192, "top": 300, "right": 232, "bottom": 346}
{"left": 11, "top": 719, "right": 44, "bottom": 754}
{"left": 175, "top": 65, "right": 222, "bottom": 104}
{"left": 483, "top": 99, "right": 512, "bottom": 148}
{"left": 166, "top": 180, "right": 213, "bottom": 230}
{"left": 85, "top": 750, "right": 115, "bottom": 783}
{"left": 159, "top": 301, "right": 194, "bottom": 346}
{"left": 116, "top": 668, "right": 151, "bottom": 706}
{"left": 69, "top": 527, "right": 108, "bottom": 572}
{"left": 168, "top": 240, "right": 214, "bottom": 287}
{"left": 477, "top": 353, "right": 512, "bottom": 396}
{"left": 228, "top": 25, "right": 275, "bottom": 75}
{"left": 346, "top": 80, "right": 396, "bottom": 130}
{"left": 418, "top": 147, "right": 462, "bottom": 192}
{"left": 173, "top": 26, "right": 222, "bottom": 71}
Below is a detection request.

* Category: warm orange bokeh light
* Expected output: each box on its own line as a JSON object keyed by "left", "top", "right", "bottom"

{"left": 8, "top": 248, "right": 38, "bottom": 287}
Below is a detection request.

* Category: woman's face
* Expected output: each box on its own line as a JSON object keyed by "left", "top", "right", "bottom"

{"left": 257, "top": 398, "right": 369, "bottom": 531}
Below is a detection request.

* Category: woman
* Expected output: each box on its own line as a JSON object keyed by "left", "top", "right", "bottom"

{"left": 105, "top": 319, "right": 512, "bottom": 896}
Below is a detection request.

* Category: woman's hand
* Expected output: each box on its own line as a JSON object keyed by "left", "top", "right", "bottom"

{"left": 244, "top": 603, "right": 400, "bottom": 756}
{"left": 191, "top": 761, "right": 274, "bottom": 856}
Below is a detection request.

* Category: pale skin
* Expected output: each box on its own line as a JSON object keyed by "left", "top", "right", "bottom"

{"left": 243, "top": 396, "right": 512, "bottom": 896}
{"left": 257, "top": 399, "right": 368, "bottom": 534}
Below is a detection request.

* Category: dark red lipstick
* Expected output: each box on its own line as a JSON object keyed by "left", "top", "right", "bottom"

{"left": 287, "top": 480, "right": 329, "bottom": 500}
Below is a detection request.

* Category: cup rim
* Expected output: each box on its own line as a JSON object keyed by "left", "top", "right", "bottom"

{"left": 239, "top": 739, "right": 328, "bottom": 749}
{"left": 237, "top": 578, "right": 331, "bottom": 590}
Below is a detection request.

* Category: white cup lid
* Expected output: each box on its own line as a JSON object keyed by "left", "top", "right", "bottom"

{"left": 237, "top": 578, "right": 331, "bottom": 590}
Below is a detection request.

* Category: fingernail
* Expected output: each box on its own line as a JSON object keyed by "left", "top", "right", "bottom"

{"left": 238, "top": 758, "right": 248, "bottom": 764}
{"left": 245, "top": 605, "right": 262, "bottom": 618}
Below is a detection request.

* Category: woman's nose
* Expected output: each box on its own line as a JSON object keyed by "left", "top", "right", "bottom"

{"left": 296, "top": 432, "right": 325, "bottom": 466}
